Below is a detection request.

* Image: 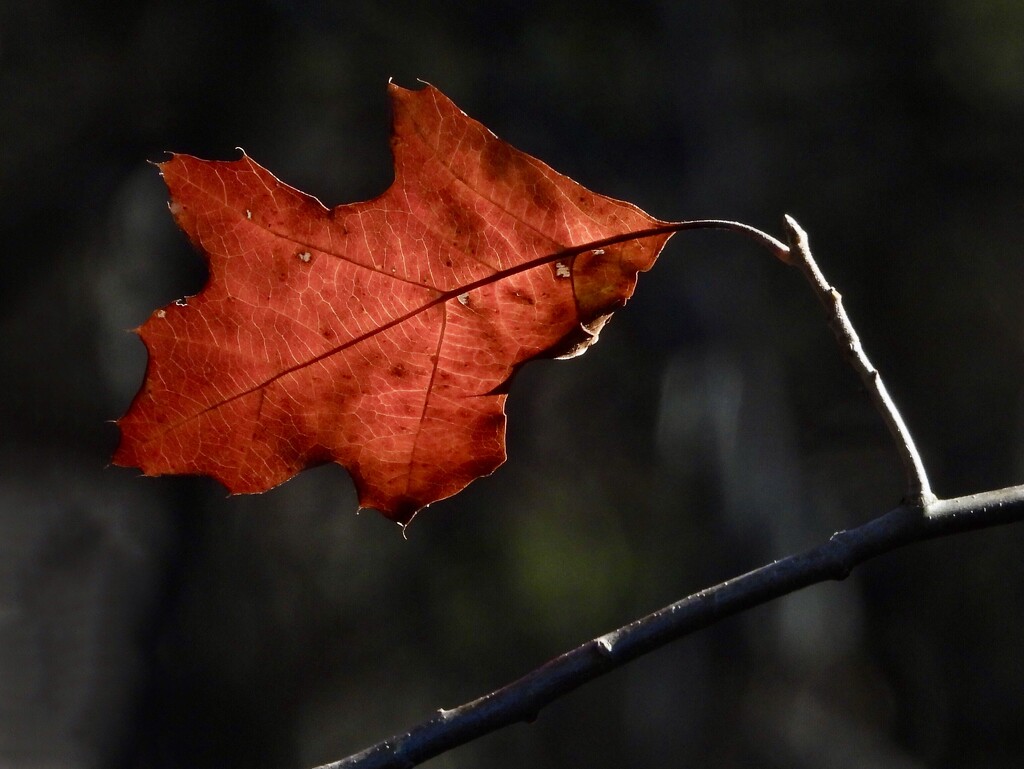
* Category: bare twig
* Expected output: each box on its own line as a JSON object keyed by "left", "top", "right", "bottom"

{"left": 314, "top": 219, "right": 1021, "bottom": 769}
{"left": 309, "top": 218, "right": 1024, "bottom": 769}
{"left": 783, "top": 215, "right": 935, "bottom": 506}
{"left": 317, "top": 485, "right": 1024, "bottom": 769}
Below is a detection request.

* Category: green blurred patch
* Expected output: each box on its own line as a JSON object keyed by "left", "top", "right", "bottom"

{"left": 504, "top": 485, "right": 638, "bottom": 643}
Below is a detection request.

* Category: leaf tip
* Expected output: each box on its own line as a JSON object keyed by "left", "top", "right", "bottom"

{"left": 387, "top": 78, "right": 442, "bottom": 110}
{"left": 386, "top": 79, "right": 405, "bottom": 98}
{"left": 356, "top": 501, "right": 421, "bottom": 533}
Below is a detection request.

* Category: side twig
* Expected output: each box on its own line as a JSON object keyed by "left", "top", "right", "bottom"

{"left": 783, "top": 215, "right": 935, "bottom": 506}
{"left": 314, "top": 217, "right": 1019, "bottom": 769}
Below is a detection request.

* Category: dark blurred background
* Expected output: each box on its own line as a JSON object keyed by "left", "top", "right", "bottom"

{"left": 2, "top": 1, "right": 1024, "bottom": 767}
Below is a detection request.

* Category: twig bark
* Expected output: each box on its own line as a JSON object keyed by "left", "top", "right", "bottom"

{"left": 313, "top": 217, "right": 1016, "bottom": 769}
{"left": 317, "top": 486, "right": 1024, "bottom": 769}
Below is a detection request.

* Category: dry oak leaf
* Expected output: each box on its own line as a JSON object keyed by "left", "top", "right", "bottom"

{"left": 114, "top": 83, "right": 673, "bottom": 524}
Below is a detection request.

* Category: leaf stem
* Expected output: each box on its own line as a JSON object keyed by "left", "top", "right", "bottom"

{"left": 541, "top": 219, "right": 791, "bottom": 265}
{"left": 663, "top": 219, "right": 792, "bottom": 261}
{"left": 782, "top": 216, "right": 935, "bottom": 506}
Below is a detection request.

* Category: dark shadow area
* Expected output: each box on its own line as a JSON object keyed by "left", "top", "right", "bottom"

{"left": 2, "top": 2, "right": 1023, "bottom": 767}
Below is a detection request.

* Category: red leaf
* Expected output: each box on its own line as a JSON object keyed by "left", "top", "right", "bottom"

{"left": 114, "top": 84, "right": 673, "bottom": 524}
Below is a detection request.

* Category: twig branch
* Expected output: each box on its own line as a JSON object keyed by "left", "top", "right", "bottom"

{"left": 314, "top": 218, "right": 1019, "bottom": 769}
{"left": 318, "top": 485, "right": 1024, "bottom": 769}
{"left": 783, "top": 215, "right": 935, "bottom": 506}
